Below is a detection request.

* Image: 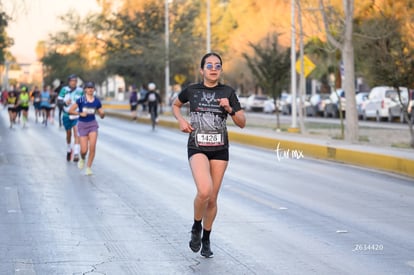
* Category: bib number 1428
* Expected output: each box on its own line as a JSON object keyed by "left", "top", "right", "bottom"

{"left": 196, "top": 132, "right": 223, "bottom": 146}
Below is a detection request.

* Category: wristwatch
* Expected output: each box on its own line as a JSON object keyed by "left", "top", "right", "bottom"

{"left": 228, "top": 109, "right": 236, "bottom": 116}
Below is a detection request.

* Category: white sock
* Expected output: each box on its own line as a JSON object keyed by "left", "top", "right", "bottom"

{"left": 67, "top": 144, "right": 72, "bottom": 152}
{"left": 74, "top": 144, "right": 80, "bottom": 155}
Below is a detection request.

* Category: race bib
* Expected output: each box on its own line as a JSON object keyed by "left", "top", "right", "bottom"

{"left": 83, "top": 107, "right": 96, "bottom": 114}
{"left": 8, "top": 104, "right": 15, "bottom": 108}
{"left": 196, "top": 130, "right": 224, "bottom": 147}
{"left": 69, "top": 115, "right": 79, "bottom": 120}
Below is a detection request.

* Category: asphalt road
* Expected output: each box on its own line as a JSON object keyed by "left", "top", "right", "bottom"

{"left": 0, "top": 110, "right": 413, "bottom": 275}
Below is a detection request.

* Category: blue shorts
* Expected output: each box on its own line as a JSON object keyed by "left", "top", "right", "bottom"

{"left": 62, "top": 116, "right": 78, "bottom": 130}
{"left": 34, "top": 102, "right": 41, "bottom": 110}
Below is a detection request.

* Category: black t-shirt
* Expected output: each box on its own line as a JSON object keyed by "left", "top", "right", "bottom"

{"left": 32, "top": 90, "right": 41, "bottom": 103}
{"left": 178, "top": 82, "right": 241, "bottom": 151}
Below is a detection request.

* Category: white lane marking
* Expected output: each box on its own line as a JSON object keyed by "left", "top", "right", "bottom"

{"left": 407, "top": 261, "right": 414, "bottom": 268}
{"left": 5, "top": 186, "right": 22, "bottom": 214}
{"left": 336, "top": 230, "right": 348, "bottom": 233}
{"left": 14, "top": 259, "right": 36, "bottom": 275}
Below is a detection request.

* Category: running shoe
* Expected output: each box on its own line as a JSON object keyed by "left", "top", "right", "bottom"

{"left": 189, "top": 228, "right": 202, "bottom": 253}
{"left": 201, "top": 239, "right": 214, "bottom": 258}
{"left": 73, "top": 154, "right": 79, "bottom": 162}
{"left": 66, "top": 150, "right": 72, "bottom": 161}
{"left": 78, "top": 158, "right": 84, "bottom": 169}
{"left": 85, "top": 167, "right": 93, "bottom": 176}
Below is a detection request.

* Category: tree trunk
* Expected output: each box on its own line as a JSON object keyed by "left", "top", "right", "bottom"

{"left": 343, "top": 0, "right": 358, "bottom": 143}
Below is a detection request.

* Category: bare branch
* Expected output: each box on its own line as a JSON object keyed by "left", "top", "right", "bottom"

{"left": 318, "top": 0, "right": 342, "bottom": 49}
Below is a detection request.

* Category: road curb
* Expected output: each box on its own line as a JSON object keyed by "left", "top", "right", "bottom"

{"left": 228, "top": 131, "right": 414, "bottom": 178}
{"left": 104, "top": 106, "right": 414, "bottom": 178}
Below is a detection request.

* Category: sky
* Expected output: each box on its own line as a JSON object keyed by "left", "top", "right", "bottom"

{"left": 6, "top": 0, "right": 101, "bottom": 63}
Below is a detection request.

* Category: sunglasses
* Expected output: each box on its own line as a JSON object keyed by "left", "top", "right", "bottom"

{"left": 205, "top": 63, "right": 222, "bottom": 71}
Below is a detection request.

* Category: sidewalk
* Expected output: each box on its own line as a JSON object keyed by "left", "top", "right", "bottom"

{"left": 103, "top": 101, "right": 414, "bottom": 178}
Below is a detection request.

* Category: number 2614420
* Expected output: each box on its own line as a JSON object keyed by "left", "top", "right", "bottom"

{"left": 353, "top": 244, "right": 383, "bottom": 251}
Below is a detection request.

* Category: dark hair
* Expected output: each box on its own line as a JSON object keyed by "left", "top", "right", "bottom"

{"left": 67, "top": 74, "right": 77, "bottom": 81}
{"left": 200, "top": 52, "right": 222, "bottom": 68}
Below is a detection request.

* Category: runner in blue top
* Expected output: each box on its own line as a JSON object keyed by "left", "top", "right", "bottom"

{"left": 69, "top": 81, "right": 104, "bottom": 176}
{"left": 59, "top": 74, "right": 84, "bottom": 162}
{"left": 40, "top": 85, "right": 51, "bottom": 126}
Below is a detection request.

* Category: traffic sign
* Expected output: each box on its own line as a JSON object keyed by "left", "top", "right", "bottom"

{"left": 295, "top": 55, "right": 316, "bottom": 78}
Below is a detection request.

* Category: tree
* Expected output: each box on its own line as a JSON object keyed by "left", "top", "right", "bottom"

{"left": 356, "top": 15, "right": 414, "bottom": 148}
{"left": 98, "top": 1, "right": 168, "bottom": 93}
{"left": 41, "top": 11, "right": 108, "bottom": 85}
{"left": 0, "top": 11, "right": 12, "bottom": 64}
{"left": 318, "top": 0, "right": 359, "bottom": 143}
{"left": 243, "top": 33, "right": 290, "bottom": 130}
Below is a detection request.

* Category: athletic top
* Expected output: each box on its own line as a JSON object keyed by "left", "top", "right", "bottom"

{"left": 138, "top": 91, "right": 161, "bottom": 105}
{"left": 19, "top": 93, "right": 30, "bottom": 107}
{"left": 58, "top": 86, "right": 83, "bottom": 102}
{"left": 130, "top": 91, "right": 138, "bottom": 105}
{"left": 32, "top": 90, "right": 41, "bottom": 104}
{"left": 61, "top": 87, "right": 83, "bottom": 119}
{"left": 177, "top": 82, "right": 241, "bottom": 151}
{"left": 49, "top": 92, "right": 58, "bottom": 107}
{"left": 40, "top": 91, "right": 51, "bottom": 108}
{"left": 76, "top": 96, "right": 102, "bottom": 123}
{"left": 7, "top": 92, "right": 17, "bottom": 107}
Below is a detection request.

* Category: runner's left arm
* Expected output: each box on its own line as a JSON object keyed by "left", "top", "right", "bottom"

{"left": 96, "top": 99, "right": 105, "bottom": 119}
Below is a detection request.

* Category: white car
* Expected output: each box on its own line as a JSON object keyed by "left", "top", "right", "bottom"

{"left": 237, "top": 95, "right": 248, "bottom": 109}
{"left": 245, "top": 95, "right": 271, "bottom": 112}
{"left": 320, "top": 89, "right": 345, "bottom": 118}
{"left": 363, "top": 86, "right": 408, "bottom": 122}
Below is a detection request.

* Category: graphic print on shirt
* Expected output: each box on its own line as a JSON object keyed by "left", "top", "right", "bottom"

{"left": 190, "top": 90, "right": 226, "bottom": 147}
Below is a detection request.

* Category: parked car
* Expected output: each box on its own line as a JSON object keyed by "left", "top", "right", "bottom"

{"left": 281, "top": 94, "right": 292, "bottom": 115}
{"left": 406, "top": 89, "right": 414, "bottom": 123}
{"left": 356, "top": 92, "right": 369, "bottom": 119}
{"left": 280, "top": 94, "right": 309, "bottom": 115}
{"left": 306, "top": 93, "right": 330, "bottom": 117}
{"left": 245, "top": 95, "right": 271, "bottom": 112}
{"left": 321, "top": 89, "right": 345, "bottom": 118}
{"left": 237, "top": 95, "right": 248, "bottom": 109}
{"left": 363, "top": 86, "right": 408, "bottom": 122}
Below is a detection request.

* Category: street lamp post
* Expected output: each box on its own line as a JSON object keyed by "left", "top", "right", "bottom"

{"left": 206, "top": 0, "right": 211, "bottom": 53}
{"left": 165, "top": 0, "right": 170, "bottom": 106}
{"left": 289, "top": 0, "right": 298, "bottom": 131}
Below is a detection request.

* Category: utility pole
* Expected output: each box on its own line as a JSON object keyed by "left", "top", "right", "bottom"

{"left": 289, "top": 0, "right": 298, "bottom": 132}
{"left": 206, "top": 0, "right": 211, "bottom": 53}
{"left": 165, "top": 0, "right": 170, "bottom": 106}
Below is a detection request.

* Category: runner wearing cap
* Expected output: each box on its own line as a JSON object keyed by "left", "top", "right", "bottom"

{"left": 16, "top": 86, "right": 30, "bottom": 128}
{"left": 59, "top": 74, "right": 84, "bottom": 161}
{"left": 69, "top": 81, "right": 104, "bottom": 176}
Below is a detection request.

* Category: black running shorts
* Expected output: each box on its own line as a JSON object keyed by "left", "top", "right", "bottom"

{"left": 188, "top": 148, "right": 229, "bottom": 161}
